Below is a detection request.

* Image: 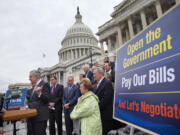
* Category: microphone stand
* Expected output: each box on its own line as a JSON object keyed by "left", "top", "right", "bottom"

{"left": 6, "top": 98, "right": 19, "bottom": 135}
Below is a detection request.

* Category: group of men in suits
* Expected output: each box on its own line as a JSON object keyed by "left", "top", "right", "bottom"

{"left": 26, "top": 61, "right": 119, "bottom": 135}
{"left": 27, "top": 70, "right": 80, "bottom": 135}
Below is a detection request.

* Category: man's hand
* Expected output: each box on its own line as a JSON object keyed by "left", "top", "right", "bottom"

{"left": 35, "top": 86, "right": 43, "bottom": 96}
{"left": 64, "top": 103, "right": 70, "bottom": 109}
{"left": 49, "top": 102, "right": 55, "bottom": 109}
{"left": 20, "top": 107, "right": 27, "bottom": 110}
{"left": 1, "top": 108, "right": 6, "bottom": 112}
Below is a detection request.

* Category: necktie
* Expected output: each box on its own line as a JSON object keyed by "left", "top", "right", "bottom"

{"left": 31, "top": 85, "right": 37, "bottom": 98}
{"left": 67, "top": 86, "right": 71, "bottom": 95}
{"left": 51, "top": 86, "right": 55, "bottom": 95}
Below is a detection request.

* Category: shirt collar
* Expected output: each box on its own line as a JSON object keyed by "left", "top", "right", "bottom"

{"left": 107, "top": 69, "right": 112, "bottom": 74}
{"left": 52, "top": 83, "right": 57, "bottom": 88}
{"left": 36, "top": 79, "right": 41, "bottom": 86}
{"left": 98, "top": 77, "right": 104, "bottom": 85}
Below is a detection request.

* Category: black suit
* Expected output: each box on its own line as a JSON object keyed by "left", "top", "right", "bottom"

{"left": 26, "top": 80, "right": 50, "bottom": 135}
{"left": 93, "top": 78, "right": 114, "bottom": 135}
{"left": 49, "top": 84, "right": 64, "bottom": 135}
{"left": 109, "top": 70, "right": 115, "bottom": 83}
{"left": 85, "top": 70, "right": 96, "bottom": 84}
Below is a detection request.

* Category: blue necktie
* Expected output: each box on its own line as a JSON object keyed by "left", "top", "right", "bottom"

{"left": 67, "top": 86, "right": 71, "bottom": 96}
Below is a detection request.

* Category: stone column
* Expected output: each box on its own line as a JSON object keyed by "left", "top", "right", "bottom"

{"left": 79, "top": 48, "right": 82, "bottom": 57}
{"left": 69, "top": 50, "right": 71, "bottom": 59}
{"left": 100, "top": 41, "right": 105, "bottom": 56}
{"left": 155, "top": 0, "right": 163, "bottom": 18}
{"left": 128, "top": 17, "right": 134, "bottom": 39}
{"left": 65, "top": 51, "right": 67, "bottom": 61}
{"left": 61, "top": 54, "right": 62, "bottom": 61}
{"left": 117, "top": 26, "right": 123, "bottom": 47}
{"left": 62, "top": 52, "right": 64, "bottom": 61}
{"left": 71, "top": 49, "right": 73, "bottom": 59}
{"left": 77, "top": 49, "right": 79, "bottom": 58}
{"left": 64, "top": 52, "right": 65, "bottom": 61}
{"left": 75, "top": 49, "right": 78, "bottom": 58}
{"left": 140, "top": 10, "right": 147, "bottom": 29}
{"left": 125, "top": 28, "right": 130, "bottom": 41}
{"left": 56, "top": 73, "right": 58, "bottom": 81}
{"left": 67, "top": 51, "right": 69, "bottom": 60}
{"left": 58, "top": 71, "right": 60, "bottom": 84}
{"left": 107, "top": 37, "right": 112, "bottom": 52}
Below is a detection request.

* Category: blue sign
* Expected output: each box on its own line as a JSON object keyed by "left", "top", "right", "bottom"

{"left": 4, "top": 89, "right": 27, "bottom": 108}
{"left": 114, "top": 5, "right": 180, "bottom": 135}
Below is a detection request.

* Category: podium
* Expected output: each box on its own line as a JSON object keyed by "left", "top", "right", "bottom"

{"left": 2, "top": 109, "right": 37, "bottom": 135}
{"left": 2, "top": 109, "right": 37, "bottom": 121}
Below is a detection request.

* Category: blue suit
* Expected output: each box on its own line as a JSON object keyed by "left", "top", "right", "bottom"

{"left": 63, "top": 84, "right": 80, "bottom": 135}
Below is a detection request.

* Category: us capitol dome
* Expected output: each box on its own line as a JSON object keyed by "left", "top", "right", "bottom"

{"left": 39, "top": 7, "right": 101, "bottom": 85}
{"left": 58, "top": 7, "right": 100, "bottom": 64}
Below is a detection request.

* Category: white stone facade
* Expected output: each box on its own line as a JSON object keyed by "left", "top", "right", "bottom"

{"left": 97, "top": 0, "right": 179, "bottom": 60}
{"left": 39, "top": 8, "right": 101, "bottom": 86}
{"left": 8, "top": 83, "right": 31, "bottom": 90}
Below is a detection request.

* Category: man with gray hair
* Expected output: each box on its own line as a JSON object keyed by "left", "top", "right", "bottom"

{"left": 26, "top": 69, "right": 50, "bottom": 135}
{"left": 83, "top": 65, "right": 95, "bottom": 84}
{"left": 93, "top": 67, "right": 114, "bottom": 135}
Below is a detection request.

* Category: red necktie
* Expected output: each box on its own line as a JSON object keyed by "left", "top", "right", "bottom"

{"left": 51, "top": 86, "right": 55, "bottom": 95}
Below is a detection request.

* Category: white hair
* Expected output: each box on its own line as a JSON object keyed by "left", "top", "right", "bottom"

{"left": 95, "top": 67, "right": 104, "bottom": 75}
{"left": 30, "top": 70, "right": 40, "bottom": 78}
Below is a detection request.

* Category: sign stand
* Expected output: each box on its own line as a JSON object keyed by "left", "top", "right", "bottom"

{"left": 130, "top": 126, "right": 134, "bottom": 135}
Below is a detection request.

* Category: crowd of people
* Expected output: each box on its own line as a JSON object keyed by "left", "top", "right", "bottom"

{"left": 25, "top": 56, "right": 125, "bottom": 135}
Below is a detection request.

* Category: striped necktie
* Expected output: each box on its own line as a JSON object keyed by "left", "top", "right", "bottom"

{"left": 51, "top": 86, "right": 55, "bottom": 95}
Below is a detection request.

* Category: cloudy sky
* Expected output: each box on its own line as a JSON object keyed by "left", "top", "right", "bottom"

{"left": 0, "top": 0, "right": 122, "bottom": 92}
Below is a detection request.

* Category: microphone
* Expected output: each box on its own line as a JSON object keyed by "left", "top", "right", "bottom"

{"left": 6, "top": 93, "right": 21, "bottom": 100}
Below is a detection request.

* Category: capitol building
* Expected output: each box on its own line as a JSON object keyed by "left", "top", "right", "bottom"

{"left": 38, "top": 8, "right": 101, "bottom": 85}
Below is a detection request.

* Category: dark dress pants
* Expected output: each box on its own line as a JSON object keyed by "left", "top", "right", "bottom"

{"left": 102, "top": 119, "right": 113, "bottom": 135}
{"left": 27, "top": 119, "right": 47, "bottom": 135}
{"left": 49, "top": 109, "right": 62, "bottom": 135}
{"left": 64, "top": 109, "right": 73, "bottom": 135}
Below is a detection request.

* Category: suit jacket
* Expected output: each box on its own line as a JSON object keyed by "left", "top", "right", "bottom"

{"left": 110, "top": 70, "right": 115, "bottom": 83}
{"left": 85, "top": 70, "right": 95, "bottom": 84}
{"left": 49, "top": 84, "right": 64, "bottom": 112}
{"left": 27, "top": 80, "right": 50, "bottom": 122}
{"left": 93, "top": 78, "right": 114, "bottom": 120}
{"left": 63, "top": 84, "right": 80, "bottom": 113}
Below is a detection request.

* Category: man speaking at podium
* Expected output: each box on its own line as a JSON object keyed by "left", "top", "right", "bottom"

{"left": 26, "top": 70, "right": 50, "bottom": 135}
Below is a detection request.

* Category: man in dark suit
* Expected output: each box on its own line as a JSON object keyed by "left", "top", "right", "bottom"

{"left": 49, "top": 76, "right": 64, "bottom": 135}
{"left": 93, "top": 67, "right": 114, "bottom": 135}
{"left": 27, "top": 70, "right": 50, "bottom": 135}
{"left": 63, "top": 76, "right": 80, "bottom": 135}
{"left": 83, "top": 65, "right": 95, "bottom": 84}
{"left": 104, "top": 62, "right": 115, "bottom": 83}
